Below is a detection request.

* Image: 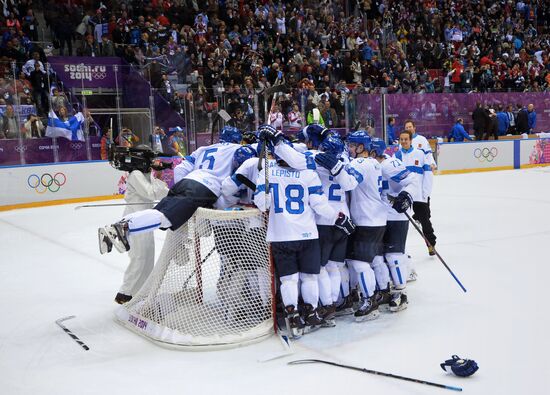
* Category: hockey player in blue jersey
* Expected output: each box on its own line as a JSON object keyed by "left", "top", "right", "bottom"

{"left": 370, "top": 138, "right": 415, "bottom": 312}
{"left": 99, "top": 126, "right": 243, "bottom": 254}
{"left": 254, "top": 144, "right": 354, "bottom": 337}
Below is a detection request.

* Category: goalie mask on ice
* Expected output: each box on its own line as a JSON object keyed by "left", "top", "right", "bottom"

{"left": 440, "top": 355, "right": 479, "bottom": 377}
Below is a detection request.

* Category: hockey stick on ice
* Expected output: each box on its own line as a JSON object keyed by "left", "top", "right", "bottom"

{"left": 288, "top": 359, "right": 462, "bottom": 392}
{"left": 75, "top": 201, "right": 160, "bottom": 210}
{"left": 403, "top": 210, "right": 467, "bottom": 293}
{"left": 387, "top": 195, "right": 467, "bottom": 293}
{"left": 55, "top": 316, "right": 90, "bottom": 351}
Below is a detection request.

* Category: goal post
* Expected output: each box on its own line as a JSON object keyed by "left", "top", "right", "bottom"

{"left": 115, "top": 207, "right": 275, "bottom": 349}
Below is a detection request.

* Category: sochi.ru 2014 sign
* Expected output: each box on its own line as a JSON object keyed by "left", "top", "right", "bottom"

{"left": 47, "top": 56, "right": 122, "bottom": 89}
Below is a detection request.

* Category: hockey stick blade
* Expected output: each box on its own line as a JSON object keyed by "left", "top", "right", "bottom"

{"left": 55, "top": 316, "right": 90, "bottom": 351}
{"left": 258, "top": 334, "right": 294, "bottom": 363}
{"left": 288, "top": 359, "right": 462, "bottom": 392}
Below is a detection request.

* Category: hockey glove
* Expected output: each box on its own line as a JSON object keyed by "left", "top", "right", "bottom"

{"left": 440, "top": 355, "right": 479, "bottom": 377}
{"left": 315, "top": 153, "right": 344, "bottom": 176}
{"left": 334, "top": 212, "right": 355, "bottom": 236}
{"left": 392, "top": 191, "right": 413, "bottom": 213}
{"left": 258, "top": 125, "right": 284, "bottom": 145}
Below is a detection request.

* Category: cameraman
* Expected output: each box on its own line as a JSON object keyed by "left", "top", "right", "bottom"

{"left": 115, "top": 145, "right": 169, "bottom": 304}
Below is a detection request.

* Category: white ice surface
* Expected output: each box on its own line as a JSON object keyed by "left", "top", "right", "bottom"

{"left": 1, "top": 168, "right": 550, "bottom": 395}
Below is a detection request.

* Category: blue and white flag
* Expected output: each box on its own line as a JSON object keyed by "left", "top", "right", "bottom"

{"left": 45, "top": 110, "right": 85, "bottom": 141}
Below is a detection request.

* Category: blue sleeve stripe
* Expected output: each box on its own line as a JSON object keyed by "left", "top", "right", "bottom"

{"left": 423, "top": 164, "right": 432, "bottom": 172}
{"left": 184, "top": 155, "right": 195, "bottom": 164}
{"left": 390, "top": 169, "right": 409, "bottom": 182}
{"left": 419, "top": 148, "right": 433, "bottom": 155}
{"left": 254, "top": 184, "right": 266, "bottom": 195}
{"left": 305, "top": 152, "right": 316, "bottom": 170}
{"left": 308, "top": 185, "right": 324, "bottom": 195}
{"left": 231, "top": 174, "right": 242, "bottom": 186}
{"left": 406, "top": 165, "right": 424, "bottom": 174}
{"left": 381, "top": 180, "right": 389, "bottom": 190}
{"left": 346, "top": 167, "right": 364, "bottom": 184}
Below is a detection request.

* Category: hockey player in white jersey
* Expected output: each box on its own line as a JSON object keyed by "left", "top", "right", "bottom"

{"left": 403, "top": 120, "right": 437, "bottom": 255}
{"left": 99, "top": 126, "right": 243, "bottom": 254}
{"left": 254, "top": 147, "right": 355, "bottom": 337}
{"left": 396, "top": 128, "right": 437, "bottom": 255}
{"left": 220, "top": 144, "right": 260, "bottom": 207}
{"left": 370, "top": 138, "right": 415, "bottom": 312}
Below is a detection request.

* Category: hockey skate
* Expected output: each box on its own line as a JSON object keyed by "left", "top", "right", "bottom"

{"left": 354, "top": 296, "right": 380, "bottom": 322}
{"left": 303, "top": 304, "right": 326, "bottom": 333}
{"left": 349, "top": 287, "right": 361, "bottom": 310}
{"left": 98, "top": 228, "right": 113, "bottom": 254}
{"left": 374, "top": 288, "right": 392, "bottom": 311}
{"left": 284, "top": 305, "right": 305, "bottom": 339}
{"left": 98, "top": 220, "right": 130, "bottom": 253}
{"left": 389, "top": 291, "right": 408, "bottom": 312}
{"left": 318, "top": 303, "right": 336, "bottom": 327}
{"left": 335, "top": 294, "right": 355, "bottom": 316}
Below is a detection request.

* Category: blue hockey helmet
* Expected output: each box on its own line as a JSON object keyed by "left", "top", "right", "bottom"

{"left": 219, "top": 126, "right": 242, "bottom": 144}
{"left": 233, "top": 145, "right": 257, "bottom": 169}
{"left": 319, "top": 134, "right": 345, "bottom": 156}
{"left": 370, "top": 137, "right": 387, "bottom": 157}
{"left": 296, "top": 124, "right": 329, "bottom": 148}
{"left": 347, "top": 130, "right": 372, "bottom": 151}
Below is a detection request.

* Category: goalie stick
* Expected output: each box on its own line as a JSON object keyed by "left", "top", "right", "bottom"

{"left": 288, "top": 359, "right": 462, "bottom": 392}
{"left": 55, "top": 316, "right": 89, "bottom": 351}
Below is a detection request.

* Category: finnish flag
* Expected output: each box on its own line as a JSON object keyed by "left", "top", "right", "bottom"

{"left": 45, "top": 110, "right": 85, "bottom": 141}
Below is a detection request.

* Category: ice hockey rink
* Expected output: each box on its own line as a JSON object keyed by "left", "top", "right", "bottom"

{"left": 1, "top": 167, "right": 549, "bottom": 395}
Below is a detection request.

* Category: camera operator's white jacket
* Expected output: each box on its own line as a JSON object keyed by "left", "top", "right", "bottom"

{"left": 119, "top": 170, "right": 169, "bottom": 296}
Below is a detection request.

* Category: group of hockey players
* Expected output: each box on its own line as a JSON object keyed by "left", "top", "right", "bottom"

{"left": 100, "top": 120, "right": 437, "bottom": 338}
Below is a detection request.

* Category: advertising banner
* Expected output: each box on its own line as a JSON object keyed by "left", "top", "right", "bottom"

{"left": 47, "top": 56, "right": 122, "bottom": 89}
{"left": 437, "top": 140, "right": 515, "bottom": 173}
{"left": 0, "top": 161, "right": 122, "bottom": 207}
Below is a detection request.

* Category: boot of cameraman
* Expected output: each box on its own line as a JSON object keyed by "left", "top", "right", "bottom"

{"left": 115, "top": 145, "right": 169, "bottom": 304}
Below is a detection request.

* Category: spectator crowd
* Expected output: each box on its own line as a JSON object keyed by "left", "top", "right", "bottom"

{"left": 38, "top": 0, "right": 549, "bottom": 131}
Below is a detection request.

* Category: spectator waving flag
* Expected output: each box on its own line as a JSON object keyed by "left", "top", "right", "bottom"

{"left": 46, "top": 110, "right": 85, "bottom": 141}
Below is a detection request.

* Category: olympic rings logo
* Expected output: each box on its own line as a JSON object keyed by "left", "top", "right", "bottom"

{"left": 27, "top": 173, "right": 67, "bottom": 193}
{"left": 15, "top": 145, "right": 27, "bottom": 153}
{"left": 473, "top": 147, "right": 498, "bottom": 162}
{"left": 70, "top": 143, "right": 83, "bottom": 150}
{"left": 91, "top": 71, "right": 106, "bottom": 79}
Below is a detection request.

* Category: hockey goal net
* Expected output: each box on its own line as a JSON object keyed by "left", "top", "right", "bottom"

{"left": 115, "top": 207, "right": 274, "bottom": 349}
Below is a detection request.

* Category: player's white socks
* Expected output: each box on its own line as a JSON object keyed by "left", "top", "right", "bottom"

{"left": 123, "top": 209, "right": 172, "bottom": 234}
{"left": 318, "top": 267, "right": 333, "bottom": 306}
{"left": 337, "top": 261, "right": 350, "bottom": 301}
{"left": 371, "top": 255, "right": 391, "bottom": 290}
{"left": 299, "top": 273, "right": 319, "bottom": 308}
{"left": 280, "top": 273, "right": 299, "bottom": 308}
{"left": 385, "top": 253, "right": 407, "bottom": 290}
{"left": 326, "top": 260, "right": 342, "bottom": 303}
{"left": 347, "top": 259, "right": 359, "bottom": 289}
{"left": 349, "top": 260, "right": 376, "bottom": 298}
